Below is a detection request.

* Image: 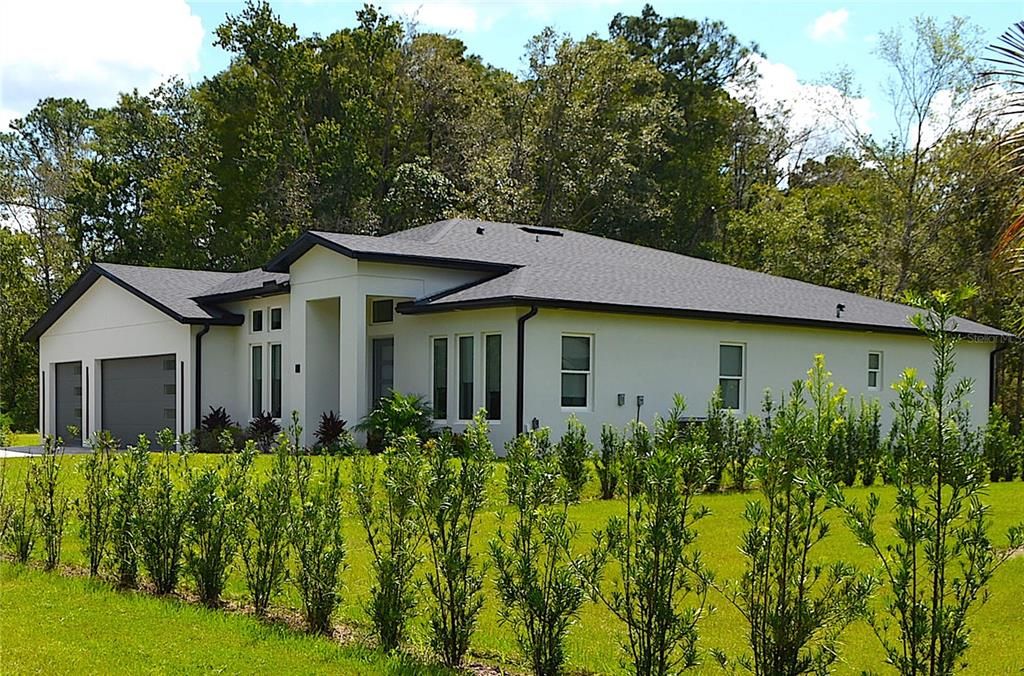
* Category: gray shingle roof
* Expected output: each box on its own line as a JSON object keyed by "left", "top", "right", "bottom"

{"left": 311, "top": 219, "right": 1006, "bottom": 338}
{"left": 197, "top": 268, "right": 289, "bottom": 299}
{"left": 95, "top": 263, "right": 239, "bottom": 322}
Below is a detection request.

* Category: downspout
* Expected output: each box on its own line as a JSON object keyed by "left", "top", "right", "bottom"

{"left": 516, "top": 306, "right": 539, "bottom": 434}
{"left": 194, "top": 324, "right": 211, "bottom": 430}
{"left": 990, "top": 340, "right": 1012, "bottom": 411}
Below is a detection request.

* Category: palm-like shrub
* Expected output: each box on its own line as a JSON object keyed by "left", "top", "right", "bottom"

{"left": 358, "top": 391, "right": 434, "bottom": 453}
{"left": 247, "top": 412, "right": 281, "bottom": 452}
{"left": 314, "top": 411, "right": 352, "bottom": 453}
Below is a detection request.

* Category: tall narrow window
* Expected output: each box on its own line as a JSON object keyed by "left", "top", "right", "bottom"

{"left": 561, "top": 335, "right": 591, "bottom": 408}
{"left": 485, "top": 334, "right": 501, "bottom": 420}
{"left": 270, "top": 307, "right": 282, "bottom": 331}
{"left": 432, "top": 337, "right": 448, "bottom": 420}
{"left": 251, "top": 309, "right": 263, "bottom": 332}
{"left": 867, "top": 351, "right": 882, "bottom": 391}
{"left": 719, "top": 343, "right": 744, "bottom": 411}
{"left": 270, "top": 344, "right": 282, "bottom": 418}
{"left": 251, "top": 345, "right": 263, "bottom": 418}
{"left": 458, "top": 336, "right": 474, "bottom": 420}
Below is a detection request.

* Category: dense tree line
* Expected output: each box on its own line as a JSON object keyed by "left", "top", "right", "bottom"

{"left": 2, "top": 3, "right": 1023, "bottom": 432}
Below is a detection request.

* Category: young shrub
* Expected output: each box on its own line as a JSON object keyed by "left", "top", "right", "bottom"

{"left": 184, "top": 434, "right": 253, "bottom": 605}
{"left": 832, "top": 289, "right": 1024, "bottom": 675}
{"left": 247, "top": 412, "right": 282, "bottom": 452}
{"left": 9, "top": 457, "right": 36, "bottom": 563}
{"left": 579, "top": 409, "right": 714, "bottom": 675}
{"left": 595, "top": 424, "right": 623, "bottom": 500}
{"left": 725, "top": 356, "right": 874, "bottom": 675}
{"left": 491, "top": 429, "right": 586, "bottom": 676}
{"left": 358, "top": 391, "right": 434, "bottom": 453}
{"left": 110, "top": 436, "right": 152, "bottom": 587}
{"left": 732, "top": 415, "right": 760, "bottom": 491}
{"left": 557, "top": 415, "right": 591, "bottom": 502}
{"left": 290, "top": 447, "right": 347, "bottom": 633}
{"left": 0, "top": 458, "right": 12, "bottom": 546}
{"left": 352, "top": 434, "right": 422, "bottom": 651}
{"left": 314, "top": 411, "right": 351, "bottom": 453}
{"left": 240, "top": 429, "right": 294, "bottom": 616}
{"left": 78, "top": 430, "right": 116, "bottom": 576}
{"left": 411, "top": 411, "right": 494, "bottom": 667}
{"left": 0, "top": 412, "right": 11, "bottom": 448}
{"left": 704, "top": 388, "right": 731, "bottom": 491}
{"left": 140, "top": 429, "right": 189, "bottom": 594}
{"left": 30, "top": 435, "right": 69, "bottom": 571}
{"left": 855, "top": 397, "right": 883, "bottom": 487}
{"left": 983, "top": 405, "right": 1019, "bottom": 482}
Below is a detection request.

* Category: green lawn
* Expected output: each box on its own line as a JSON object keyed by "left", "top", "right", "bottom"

{"left": 2, "top": 453, "right": 1023, "bottom": 674}
{"left": 4, "top": 433, "right": 40, "bottom": 447}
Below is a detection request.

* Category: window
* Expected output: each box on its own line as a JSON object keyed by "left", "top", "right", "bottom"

{"left": 371, "top": 338, "right": 394, "bottom": 406}
{"left": 458, "top": 336, "right": 474, "bottom": 420}
{"left": 432, "top": 338, "right": 448, "bottom": 420}
{"left": 719, "top": 344, "right": 744, "bottom": 411}
{"left": 867, "top": 351, "right": 882, "bottom": 390}
{"left": 270, "top": 344, "right": 282, "bottom": 418}
{"left": 270, "top": 307, "right": 282, "bottom": 331}
{"left": 251, "top": 345, "right": 263, "bottom": 417}
{"left": 561, "top": 335, "right": 591, "bottom": 409}
{"left": 251, "top": 309, "right": 264, "bottom": 332}
{"left": 485, "top": 334, "right": 501, "bottom": 420}
{"left": 371, "top": 299, "right": 394, "bottom": 324}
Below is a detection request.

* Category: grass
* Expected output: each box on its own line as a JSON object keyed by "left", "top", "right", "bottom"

{"left": 2, "top": 453, "right": 1023, "bottom": 674}
{"left": 0, "top": 563, "right": 450, "bottom": 675}
{"left": 4, "top": 433, "right": 40, "bottom": 447}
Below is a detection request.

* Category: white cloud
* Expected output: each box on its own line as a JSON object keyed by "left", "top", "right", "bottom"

{"left": 808, "top": 9, "right": 849, "bottom": 43}
{"left": 728, "top": 55, "right": 876, "bottom": 169}
{"left": 390, "top": 1, "right": 485, "bottom": 32}
{"left": 915, "top": 84, "right": 1024, "bottom": 148}
{"left": 0, "top": 0, "right": 203, "bottom": 125}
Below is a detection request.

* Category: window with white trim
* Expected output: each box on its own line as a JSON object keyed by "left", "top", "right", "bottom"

{"left": 867, "top": 351, "right": 882, "bottom": 391}
{"left": 432, "top": 337, "right": 448, "bottom": 420}
{"left": 251, "top": 309, "right": 264, "bottom": 333}
{"left": 718, "top": 343, "right": 744, "bottom": 411}
{"left": 269, "top": 307, "right": 282, "bottom": 331}
{"left": 251, "top": 344, "right": 263, "bottom": 418}
{"left": 561, "top": 335, "right": 591, "bottom": 409}
{"left": 484, "top": 334, "right": 501, "bottom": 421}
{"left": 371, "top": 299, "right": 394, "bottom": 324}
{"left": 270, "top": 343, "right": 282, "bottom": 418}
{"left": 458, "top": 335, "right": 474, "bottom": 420}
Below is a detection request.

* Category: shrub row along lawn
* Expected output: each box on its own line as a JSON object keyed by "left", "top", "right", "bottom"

{"left": 2, "top": 452, "right": 1023, "bottom": 674}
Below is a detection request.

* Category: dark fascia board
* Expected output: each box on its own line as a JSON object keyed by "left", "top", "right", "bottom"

{"left": 193, "top": 281, "right": 291, "bottom": 305}
{"left": 396, "top": 295, "right": 1013, "bottom": 341}
{"left": 23, "top": 264, "right": 243, "bottom": 343}
{"left": 264, "top": 231, "right": 516, "bottom": 274}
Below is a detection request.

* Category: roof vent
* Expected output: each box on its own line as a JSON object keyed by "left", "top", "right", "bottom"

{"left": 836, "top": 303, "right": 846, "bottom": 318}
{"left": 476, "top": 226, "right": 485, "bottom": 235}
{"left": 520, "top": 226, "right": 563, "bottom": 238}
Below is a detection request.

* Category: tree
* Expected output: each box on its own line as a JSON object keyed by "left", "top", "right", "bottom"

{"left": 832, "top": 288, "right": 1024, "bottom": 674}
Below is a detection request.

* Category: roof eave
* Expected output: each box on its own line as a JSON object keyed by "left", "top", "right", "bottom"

{"left": 22, "top": 264, "right": 243, "bottom": 343}
{"left": 194, "top": 281, "right": 291, "bottom": 305}
{"left": 396, "top": 295, "right": 1011, "bottom": 340}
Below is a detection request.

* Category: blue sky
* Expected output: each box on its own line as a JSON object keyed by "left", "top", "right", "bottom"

{"left": 1, "top": 0, "right": 1020, "bottom": 140}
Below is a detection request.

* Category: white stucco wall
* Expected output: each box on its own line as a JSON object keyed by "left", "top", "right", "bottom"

{"left": 38, "top": 277, "right": 192, "bottom": 445}
{"left": 519, "top": 308, "right": 994, "bottom": 445}
{"left": 286, "top": 245, "right": 493, "bottom": 444}
{"left": 196, "top": 295, "right": 291, "bottom": 428}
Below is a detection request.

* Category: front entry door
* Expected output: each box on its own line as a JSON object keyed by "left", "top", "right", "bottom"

{"left": 371, "top": 338, "right": 394, "bottom": 407}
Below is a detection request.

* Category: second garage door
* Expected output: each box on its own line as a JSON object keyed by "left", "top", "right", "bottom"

{"left": 101, "top": 355, "right": 177, "bottom": 445}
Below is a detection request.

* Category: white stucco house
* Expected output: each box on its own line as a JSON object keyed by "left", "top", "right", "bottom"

{"left": 25, "top": 218, "right": 1009, "bottom": 449}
